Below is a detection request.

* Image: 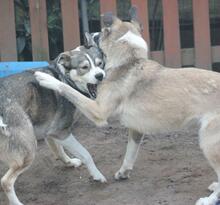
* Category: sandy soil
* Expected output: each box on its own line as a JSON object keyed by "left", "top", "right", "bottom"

{"left": 0, "top": 115, "right": 216, "bottom": 205}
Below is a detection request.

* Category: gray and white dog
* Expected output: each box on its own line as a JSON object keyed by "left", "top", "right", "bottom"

{"left": 0, "top": 33, "right": 106, "bottom": 205}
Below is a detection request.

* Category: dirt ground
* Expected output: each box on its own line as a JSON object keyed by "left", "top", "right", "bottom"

{"left": 0, "top": 115, "right": 217, "bottom": 205}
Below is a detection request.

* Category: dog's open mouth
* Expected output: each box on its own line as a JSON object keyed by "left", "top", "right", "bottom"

{"left": 87, "top": 83, "right": 97, "bottom": 98}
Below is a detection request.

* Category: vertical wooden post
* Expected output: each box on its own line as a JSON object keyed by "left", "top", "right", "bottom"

{"left": 162, "top": 0, "right": 181, "bottom": 67}
{"left": 193, "top": 0, "right": 212, "bottom": 69}
{"left": 29, "top": 0, "right": 49, "bottom": 61}
{"left": 100, "top": 0, "right": 117, "bottom": 15}
{"left": 0, "top": 0, "right": 17, "bottom": 61}
{"left": 61, "top": 0, "right": 80, "bottom": 50}
{"left": 131, "top": 0, "right": 150, "bottom": 48}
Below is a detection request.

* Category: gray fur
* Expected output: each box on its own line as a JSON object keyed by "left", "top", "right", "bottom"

{"left": 0, "top": 42, "right": 106, "bottom": 205}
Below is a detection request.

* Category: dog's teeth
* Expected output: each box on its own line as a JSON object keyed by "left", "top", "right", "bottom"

{"left": 91, "top": 92, "right": 96, "bottom": 98}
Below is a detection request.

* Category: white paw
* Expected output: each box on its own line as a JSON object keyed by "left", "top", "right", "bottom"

{"left": 66, "top": 158, "right": 82, "bottom": 168}
{"left": 92, "top": 172, "right": 107, "bottom": 183}
{"left": 34, "top": 71, "right": 62, "bottom": 92}
{"left": 195, "top": 196, "right": 218, "bottom": 205}
{"left": 114, "top": 169, "right": 131, "bottom": 180}
{"left": 208, "top": 182, "right": 219, "bottom": 192}
{"left": 9, "top": 200, "right": 24, "bottom": 205}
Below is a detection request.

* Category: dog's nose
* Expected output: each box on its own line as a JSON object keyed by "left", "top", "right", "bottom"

{"left": 95, "top": 73, "right": 104, "bottom": 81}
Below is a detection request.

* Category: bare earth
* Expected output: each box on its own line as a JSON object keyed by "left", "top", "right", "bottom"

{"left": 0, "top": 115, "right": 216, "bottom": 205}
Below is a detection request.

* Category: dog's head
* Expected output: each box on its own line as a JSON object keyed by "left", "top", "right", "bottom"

{"left": 99, "top": 7, "right": 148, "bottom": 69}
{"left": 55, "top": 33, "right": 105, "bottom": 98}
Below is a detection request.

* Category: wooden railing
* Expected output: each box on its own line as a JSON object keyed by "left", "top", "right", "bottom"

{"left": 0, "top": 0, "right": 219, "bottom": 70}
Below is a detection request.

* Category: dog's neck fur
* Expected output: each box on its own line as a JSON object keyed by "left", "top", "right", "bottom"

{"left": 102, "top": 32, "right": 162, "bottom": 92}
{"left": 104, "top": 41, "right": 148, "bottom": 80}
{"left": 104, "top": 32, "right": 148, "bottom": 72}
{"left": 106, "top": 47, "right": 146, "bottom": 69}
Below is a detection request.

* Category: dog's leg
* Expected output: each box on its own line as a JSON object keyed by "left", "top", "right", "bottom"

{"left": 35, "top": 72, "right": 111, "bottom": 126}
{"left": 46, "top": 137, "right": 82, "bottom": 167}
{"left": 196, "top": 114, "right": 220, "bottom": 205}
{"left": 57, "top": 133, "right": 107, "bottom": 182}
{"left": 115, "top": 129, "right": 143, "bottom": 180}
{"left": 45, "top": 137, "right": 60, "bottom": 160}
{"left": 1, "top": 161, "right": 32, "bottom": 205}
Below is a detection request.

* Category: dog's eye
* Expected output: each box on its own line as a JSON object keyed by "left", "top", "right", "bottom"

{"left": 82, "top": 65, "right": 89, "bottom": 69}
{"left": 95, "top": 58, "right": 103, "bottom": 67}
{"left": 97, "top": 61, "right": 102, "bottom": 66}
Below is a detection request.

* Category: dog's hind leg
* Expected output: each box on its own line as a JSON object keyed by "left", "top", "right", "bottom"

{"left": 57, "top": 133, "right": 107, "bottom": 183}
{"left": 46, "top": 137, "right": 82, "bottom": 167}
{"left": 115, "top": 129, "right": 143, "bottom": 180}
{"left": 1, "top": 157, "right": 33, "bottom": 205}
{"left": 0, "top": 105, "right": 37, "bottom": 205}
{"left": 196, "top": 114, "right": 220, "bottom": 205}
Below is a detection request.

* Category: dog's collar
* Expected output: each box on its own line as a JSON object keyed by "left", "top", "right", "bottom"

{"left": 47, "top": 64, "right": 90, "bottom": 98}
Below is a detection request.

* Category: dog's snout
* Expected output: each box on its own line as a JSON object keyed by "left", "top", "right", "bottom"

{"left": 95, "top": 73, "right": 104, "bottom": 81}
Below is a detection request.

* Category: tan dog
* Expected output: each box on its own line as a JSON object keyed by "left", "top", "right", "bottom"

{"left": 35, "top": 9, "right": 220, "bottom": 205}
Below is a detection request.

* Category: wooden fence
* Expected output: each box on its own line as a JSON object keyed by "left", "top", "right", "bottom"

{"left": 0, "top": 0, "right": 219, "bottom": 69}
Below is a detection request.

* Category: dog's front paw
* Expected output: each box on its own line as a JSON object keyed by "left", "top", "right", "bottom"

{"left": 195, "top": 196, "right": 218, "bottom": 205}
{"left": 9, "top": 200, "right": 24, "bottom": 205}
{"left": 92, "top": 172, "right": 107, "bottom": 183}
{"left": 34, "top": 71, "right": 62, "bottom": 92}
{"left": 208, "top": 182, "right": 219, "bottom": 192}
{"left": 66, "top": 158, "right": 82, "bottom": 168}
{"left": 114, "top": 169, "right": 132, "bottom": 180}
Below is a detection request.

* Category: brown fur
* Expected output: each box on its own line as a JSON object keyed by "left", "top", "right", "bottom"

{"left": 35, "top": 15, "right": 220, "bottom": 205}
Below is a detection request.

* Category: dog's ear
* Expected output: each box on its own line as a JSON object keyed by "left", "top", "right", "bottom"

{"left": 101, "top": 12, "right": 121, "bottom": 38}
{"left": 101, "top": 12, "right": 121, "bottom": 27}
{"left": 84, "top": 32, "right": 97, "bottom": 48}
{"left": 102, "top": 12, "right": 114, "bottom": 27}
{"left": 91, "top": 32, "right": 100, "bottom": 45}
{"left": 129, "top": 6, "right": 143, "bottom": 32}
{"left": 129, "top": 6, "right": 138, "bottom": 22}
{"left": 57, "top": 53, "right": 71, "bottom": 68}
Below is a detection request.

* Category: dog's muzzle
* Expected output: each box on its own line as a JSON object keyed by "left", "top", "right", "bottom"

{"left": 95, "top": 73, "right": 104, "bottom": 81}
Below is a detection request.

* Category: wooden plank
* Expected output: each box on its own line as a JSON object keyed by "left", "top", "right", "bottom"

{"left": 0, "top": 0, "right": 17, "bottom": 61}
{"left": 192, "top": 0, "right": 212, "bottom": 69}
{"left": 100, "top": 0, "right": 117, "bottom": 15}
{"left": 182, "top": 48, "right": 194, "bottom": 66}
{"left": 151, "top": 49, "right": 194, "bottom": 67}
{"left": 151, "top": 51, "right": 165, "bottom": 65}
{"left": 162, "top": 0, "right": 181, "bottom": 67}
{"left": 29, "top": 0, "right": 49, "bottom": 61}
{"left": 212, "top": 46, "right": 220, "bottom": 63}
{"left": 61, "top": 0, "right": 80, "bottom": 50}
{"left": 131, "top": 0, "right": 150, "bottom": 50}
{"left": 151, "top": 46, "right": 220, "bottom": 67}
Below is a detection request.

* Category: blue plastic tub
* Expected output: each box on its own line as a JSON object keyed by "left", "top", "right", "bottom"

{"left": 0, "top": 61, "right": 49, "bottom": 78}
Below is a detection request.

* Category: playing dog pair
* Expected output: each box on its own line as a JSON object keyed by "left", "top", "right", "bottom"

{"left": 36, "top": 8, "right": 220, "bottom": 205}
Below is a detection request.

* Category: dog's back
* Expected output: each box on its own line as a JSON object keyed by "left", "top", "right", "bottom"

{"left": 0, "top": 69, "right": 75, "bottom": 140}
